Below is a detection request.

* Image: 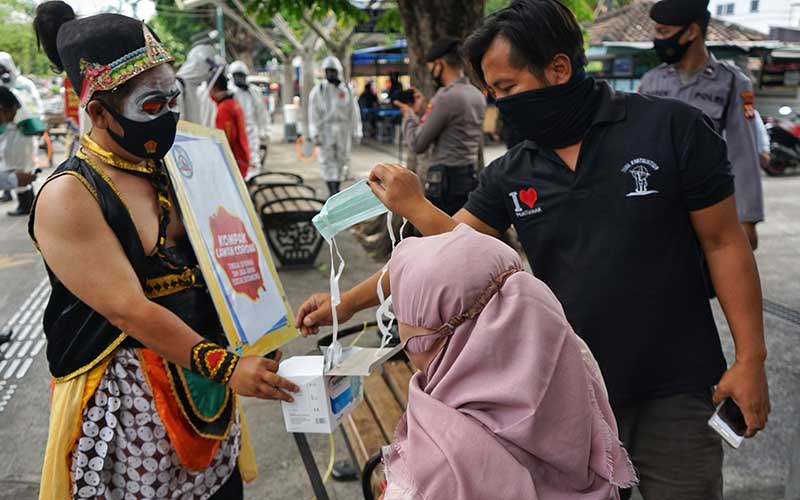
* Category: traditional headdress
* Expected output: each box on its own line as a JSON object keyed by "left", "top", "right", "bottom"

{"left": 34, "top": 2, "right": 175, "bottom": 107}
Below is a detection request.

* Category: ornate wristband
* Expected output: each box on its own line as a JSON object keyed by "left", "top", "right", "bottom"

{"left": 190, "top": 341, "right": 240, "bottom": 385}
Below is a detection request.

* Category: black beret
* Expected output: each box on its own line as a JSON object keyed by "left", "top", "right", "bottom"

{"left": 425, "top": 37, "right": 461, "bottom": 63}
{"left": 650, "top": 0, "right": 710, "bottom": 26}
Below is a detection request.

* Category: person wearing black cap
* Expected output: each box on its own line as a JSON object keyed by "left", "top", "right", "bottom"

{"left": 29, "top": 2, "right": 299, "bottom": 498}
{"left": 641, "top": 0, "right": 764, "bottom": 250}
{"left": 394, "top": 37, "right": 486, "bottom": 216}
{"left": 298, "top": 1, "right": 770, "bottom": 498}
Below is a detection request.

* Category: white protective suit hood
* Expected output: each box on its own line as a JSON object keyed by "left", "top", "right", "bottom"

{"left": 0, "top": 52, "right": 41, "bottom": 121}
{"left": 176, "top": 44, "right": 221, "bottom": 126}
{"left": 177, "top": 44, "right": 217, "bottom": 84}
{"left": 228, "top": 60, "right": 249, "bottom": 76}
{"left": 0, "top": 52, "right": 20, "bottom": 87}
{"left": 321, "top": 56, "right": 344, "bottom": 76}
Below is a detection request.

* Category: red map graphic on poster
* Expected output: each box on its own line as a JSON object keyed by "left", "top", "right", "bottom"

{"left": 209, "top": 207, "right": 265, "bottom": 300}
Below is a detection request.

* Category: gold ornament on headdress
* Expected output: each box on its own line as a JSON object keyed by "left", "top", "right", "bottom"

{"left": 78, "top": 22, "right": 174, "bottom": 107}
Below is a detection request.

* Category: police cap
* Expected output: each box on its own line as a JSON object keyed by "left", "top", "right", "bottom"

{"left": 425, "top": 37, "right": 461, "bottom": 63}
{"left": 650, "top": 0, "right": 709, "bottom": 26}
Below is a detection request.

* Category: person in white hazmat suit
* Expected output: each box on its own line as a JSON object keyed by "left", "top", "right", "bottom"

{"left": 309, "top": 56, "right": 362, "bottom": 196}
{"left": 0, "top": 52, "right": 42, "bottom": 214}
{"left": 229, "top": 60, "right": 270, "bottom": 172}
{"left": 176, "top": 44, "right": 223, "bottom": 127}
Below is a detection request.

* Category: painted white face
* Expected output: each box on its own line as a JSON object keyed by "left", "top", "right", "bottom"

{"left": 120, "top": 64, "right": 180, "bottom": 122}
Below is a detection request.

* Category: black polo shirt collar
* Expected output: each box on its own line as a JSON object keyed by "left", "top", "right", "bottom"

{"left": 522, "top": 82, "right": 627, "bottom": 152}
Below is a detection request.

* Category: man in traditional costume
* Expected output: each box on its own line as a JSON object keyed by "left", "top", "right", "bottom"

{"left": 31, "top": 3, "right": 298, "bottom": 498}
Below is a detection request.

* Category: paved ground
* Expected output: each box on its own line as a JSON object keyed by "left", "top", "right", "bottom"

{"left": 0, "top": 130, "right": 798, "bottom": 500}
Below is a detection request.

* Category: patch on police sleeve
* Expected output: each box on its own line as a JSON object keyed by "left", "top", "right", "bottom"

{"left": 741, "top": 91, "right": 755, "bottom": 120}
{"left": 421, "top": 102, "right": 434, "bottom": 124}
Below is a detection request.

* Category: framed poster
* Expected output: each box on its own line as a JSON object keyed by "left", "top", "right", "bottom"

{"left": 164, "top": 121, "right": 297, "bottom": 356}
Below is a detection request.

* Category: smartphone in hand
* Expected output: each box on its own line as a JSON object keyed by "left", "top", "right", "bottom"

{"left": 708, "top": 398, "right": 746, "bottom": 448}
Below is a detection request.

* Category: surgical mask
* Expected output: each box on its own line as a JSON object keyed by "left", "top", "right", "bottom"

{"left": 313, "top": 180, "right": 388, "bottom": 241}
{"left": 495, "top": 68, "right": 601, "bottom": 149}
{"left": 99, "top": 100, "right": 179, "bottom": 160}
{"left": 653, "top": 25, "right": 692, "bottom": 65}
{"left": 312, "top": 180, "right": 404, "bottom": 369}
{"left": 0, "top": 124, "right": 6, "bottom": 135}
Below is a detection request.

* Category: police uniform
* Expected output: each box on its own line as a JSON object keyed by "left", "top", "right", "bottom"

{"left": 640, "top": 0, "right": 764, "bottom": 224}
{"left": 403, "top": 39, "right": 486, "bottom": 216}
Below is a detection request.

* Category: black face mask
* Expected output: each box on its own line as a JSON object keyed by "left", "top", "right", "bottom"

{"left": 495, "top": 68, "right": 602, "bottom": 150}
{"left": 0, "top": 66, "right": 11, "bottom": 85}
{"left": 99, "top": 100, "right": 179, "bottom": 160}
{"left": 325, "top": 69, "right": 341, "bottom": 87}
{"left": 430, "top": 62, "right": 444, "bottom": 89}
{"left": 233, "top": 74, "right": 248, "bottom": 90}
{"left": 653, "top": 25, "right": 692, "bottom": 65}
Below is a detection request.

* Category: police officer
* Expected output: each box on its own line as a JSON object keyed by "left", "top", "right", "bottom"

{"left": 640, "top": 0, "right": 764, "bottom": 249}
{"left": 394, "top": 37, "right": 486, "bottom": 216}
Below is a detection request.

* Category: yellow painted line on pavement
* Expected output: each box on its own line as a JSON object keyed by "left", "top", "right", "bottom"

{"left": 0, "top": 253, "right": 37, "bottom": 271}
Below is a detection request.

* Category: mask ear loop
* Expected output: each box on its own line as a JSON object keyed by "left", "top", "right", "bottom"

{"left": 325, "top": 234, "right": 346, "bottom": 371}
{"left": 376, "top": 211, "right": 400, "bottom": 352}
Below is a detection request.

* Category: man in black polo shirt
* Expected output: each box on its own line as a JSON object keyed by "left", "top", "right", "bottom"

{"left": 296, "top": 0, "right": 770, "bottom": 497}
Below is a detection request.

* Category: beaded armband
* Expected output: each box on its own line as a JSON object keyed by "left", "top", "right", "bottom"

{"left": 190, "top": 341, "right": 240, "bottom": 385}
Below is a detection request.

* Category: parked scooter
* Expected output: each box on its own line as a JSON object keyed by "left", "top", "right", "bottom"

{"left": 765, "top": 106, "right": 800, "bottom": 176}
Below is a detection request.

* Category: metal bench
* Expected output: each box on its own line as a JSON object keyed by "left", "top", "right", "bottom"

{"left": 249, "top": 181, "right": 325, "bottom": 268}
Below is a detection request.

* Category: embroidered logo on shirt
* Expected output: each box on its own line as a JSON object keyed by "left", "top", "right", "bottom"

{"left": 622, "top": 158, "right": 660, "bottom": 197}
{"left": 509, "top": 187, "right": 543, "bottom": 217}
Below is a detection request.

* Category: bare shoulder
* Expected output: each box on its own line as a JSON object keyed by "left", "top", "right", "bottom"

{"left": 33, "top": 172, "right": 104, "bottom": 241}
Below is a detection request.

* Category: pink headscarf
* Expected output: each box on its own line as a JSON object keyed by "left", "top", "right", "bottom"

{"left": 385, "top": 225, "right": 636, "bottom": 500}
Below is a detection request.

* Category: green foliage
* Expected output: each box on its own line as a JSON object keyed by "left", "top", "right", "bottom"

{"left": 485, "top": 0, "right": 594, "bottom": 20}
{"left": 0, "top": 22, "right": 53, "bottom": 76}
{"left": 0, "top": 0, "right": 53, "bottom": 76}
{"left": 150, "top": 0, "right": 216, "bottom": 65}
{"left": 485, "top": 0, "right": 509, "bottom": 15}
{"left": 246, "top": 0, "right": 363, "bottom": 23}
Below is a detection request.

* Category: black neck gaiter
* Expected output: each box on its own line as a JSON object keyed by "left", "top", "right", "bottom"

{"left": 496, "top": 68, "right": 602, "bottom": 150}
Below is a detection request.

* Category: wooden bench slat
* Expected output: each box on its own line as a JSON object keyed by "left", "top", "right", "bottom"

{"left": 384, "top": 361, "right": 415, "bottom": 410}
{"left": 342, "top": 401, "right": 387, "bottom": 470}
{"left": 364, "top": 372, "right": 405, "bottom": 442}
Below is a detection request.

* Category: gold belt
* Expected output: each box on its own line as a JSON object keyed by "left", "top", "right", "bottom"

{"left": 144, "top": 267, "right": 204, "bottom": 299}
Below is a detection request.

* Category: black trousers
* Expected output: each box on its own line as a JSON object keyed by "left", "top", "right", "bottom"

{"left": 425, "top": 164, "right": 478, "bottom": 216}
{"left": 210, "top": 466, "right": 243, "bottom": 499}
{"left": 616, "top": 390, "right": 723, "bottom": 500}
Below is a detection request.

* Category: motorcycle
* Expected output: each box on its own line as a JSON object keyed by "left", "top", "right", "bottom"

{"left": 765, "top": 106, "right": 800, "bottom": 176}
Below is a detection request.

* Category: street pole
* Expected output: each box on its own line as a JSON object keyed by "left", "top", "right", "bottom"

{"left": 217, "top": 5, "right": 226, "bottom": 59}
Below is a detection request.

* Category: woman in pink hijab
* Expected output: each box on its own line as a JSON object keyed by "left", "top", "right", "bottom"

{"left": 383, "top": 225, "right": 636, "bottom": 500}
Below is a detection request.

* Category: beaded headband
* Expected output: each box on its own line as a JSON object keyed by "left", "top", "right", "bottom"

{"left": 78, "top": 22, "right": 174, "bottom": 107}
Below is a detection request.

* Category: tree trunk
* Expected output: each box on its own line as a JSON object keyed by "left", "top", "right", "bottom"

{"left": 282, "top": 57, "right": 294, "bottom": 106}
{"left": 396, "top": 0, "right": 486, "bottom": 95}
{"left": 357, "top": 0, "right": 486, "bottom": 259}
{"left": 300, "top": 49, "right": 315, "bottom": 137}
{"left": 396, "top": 0, "right": 486, "bottom": 178}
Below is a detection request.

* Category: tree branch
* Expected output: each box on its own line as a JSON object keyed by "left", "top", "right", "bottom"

{"left": 273, "top": 14, "right": 305, "bottom": 52}
{"left": 210, "top": 0, "right": 286, "bottom": 61}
